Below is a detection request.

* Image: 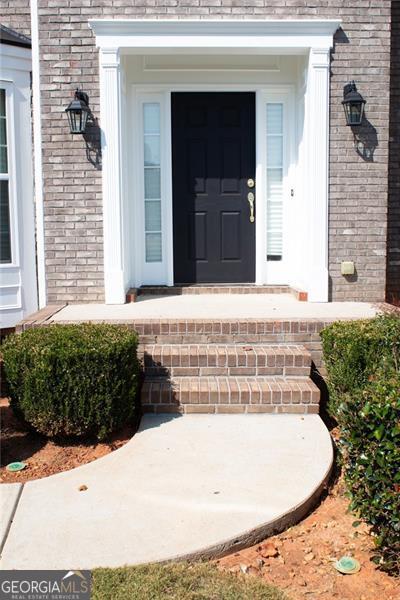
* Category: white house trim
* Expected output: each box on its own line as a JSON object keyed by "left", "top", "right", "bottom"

{"left": 131, "top": 83, "right": 295, "bottom": 290}
{"left": 305, "top": 48, "right": 331, "bottom": 302}
{"left": 99, "top": 48, "right": 127, "bottom": 304}
{"left": 0, "top": 44, "right": 38, "bottom": 327}
{"left": 90, "top": 19, "right": 340, "bottom": 303}
{"left": 31, "top": 0, "right": 46, "bottom": 308}
{"left": 89, "top": 19, "right": 340, "bottom": 53}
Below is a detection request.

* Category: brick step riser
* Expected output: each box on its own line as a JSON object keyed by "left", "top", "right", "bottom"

{"left": 139, "top": 336, "right": 320, "bottom": 345}
{"left": 142, "top": 389, "right": 319, "bottom": 406}
{"left": 139, "top": 345, "right": 312, "bottom": 378}
{"left": 143, "top": 366, "right": 310, "bottom": 378}
{"left": 142, "top": 404, "right": 318, "bottom": 415}
{"left": 138, "top": 337, "right": 323, "bottom": 370}
{"left": 141, "top": 378, "right": 320, "bottom": 416}
{"left": 136, "top": 286, "right": 291, "bottom": 296}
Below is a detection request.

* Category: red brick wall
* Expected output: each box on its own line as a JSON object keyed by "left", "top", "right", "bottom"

{"left": 0, "top": 0, "right": 31, "bottom": 37}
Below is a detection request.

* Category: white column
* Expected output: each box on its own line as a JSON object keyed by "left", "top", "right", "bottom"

{"left": 305, "top": 48, "right": 330, "bottom": 302}
{"left": 99, "top": 48, "right": 126, "bottom": 304}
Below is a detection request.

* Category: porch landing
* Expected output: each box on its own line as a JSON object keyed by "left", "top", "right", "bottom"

{"left": 51, "top": 294, "right": 377, "bottom": 322}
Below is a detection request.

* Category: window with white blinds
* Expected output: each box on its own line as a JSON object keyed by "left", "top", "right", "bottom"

{"left": 0, "top": 89, "right": 11, "bottom": 264}
{"left": 266, "top": 103, "right": 283, "bottom": 261}
{"left": 143, "top": 103, "right": 162, "bottom": 262}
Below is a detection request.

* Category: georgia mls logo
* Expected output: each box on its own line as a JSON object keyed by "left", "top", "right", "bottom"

{"left": 0, "top": 569, "right": 91, "bottom": 599}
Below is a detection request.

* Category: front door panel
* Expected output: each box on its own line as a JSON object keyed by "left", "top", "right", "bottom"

{"left": 172, "top": 92, "right": 256, "bottom": 284}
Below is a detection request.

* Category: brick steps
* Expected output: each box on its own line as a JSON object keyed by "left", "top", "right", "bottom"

{"left": 127, "top": 285, "right": 308, "bottom": 302}
{"left": 139, "top": 344, "right": 311, "bottom": 378}
{"left": 138, "top": 285, "right": 291, "bottom": 296}
{"left": 141, "top": 376, "right": 320, "bottom": 414}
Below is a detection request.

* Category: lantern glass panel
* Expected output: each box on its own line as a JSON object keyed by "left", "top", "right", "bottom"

{"left": 349, "top": 102, "right": 363, "bottom": 125}
{"left": 80, "top": 108, "right": 89, "bottom": 132}
{"left": 66, "top": 98, "right": 90, "bottom": 134}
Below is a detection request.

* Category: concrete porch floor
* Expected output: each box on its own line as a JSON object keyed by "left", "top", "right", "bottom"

{"left": 51, "top": 293, "right": 378, "bottom": 322}
{"left": 1, "top": 414, "right": 333, "bottom": 569}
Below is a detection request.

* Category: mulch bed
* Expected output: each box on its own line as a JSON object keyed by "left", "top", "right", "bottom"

{"left": 0, "top": 397, "right": 136, "bottom": 483}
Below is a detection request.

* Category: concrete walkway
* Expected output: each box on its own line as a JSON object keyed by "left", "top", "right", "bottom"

{"left": 51, "top": 294, "right": 377, "bottom": 322}
{"left": 0, "top": 414, "right": 332, "bottom": 570}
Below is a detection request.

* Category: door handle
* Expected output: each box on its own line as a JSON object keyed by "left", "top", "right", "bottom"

{"left": 247, "top": 192, "right": 255, "bottom": 223}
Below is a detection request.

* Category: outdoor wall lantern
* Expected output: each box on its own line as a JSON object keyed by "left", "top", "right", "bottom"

{"left": 342, "top": 81, "right": 366, "bottom": 126}
{"left": 65, "top": 89, "right": 91, "bottom": 134}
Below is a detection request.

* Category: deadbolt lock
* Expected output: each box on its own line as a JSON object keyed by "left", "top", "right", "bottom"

{"left": 247, "top": 178, "right": 255, "bottom": 188}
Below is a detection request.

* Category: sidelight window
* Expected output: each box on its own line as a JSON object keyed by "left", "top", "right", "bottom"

{"left": 143, "top": 102, "right": 162, "bottom": 262}
{"left": 266, "top": 103, "right": 283, "bottom": 262}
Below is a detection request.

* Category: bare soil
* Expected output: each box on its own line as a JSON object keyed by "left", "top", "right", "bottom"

{"left": 218, "top": 472, "right": 400, "bottom": 600}
{"left": 0, "top": 397, "right": 135, "bottom": 483}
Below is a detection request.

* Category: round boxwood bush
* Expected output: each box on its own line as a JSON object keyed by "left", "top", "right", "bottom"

{"left": 1, "top": 323, "right": 140, "bottom": 440}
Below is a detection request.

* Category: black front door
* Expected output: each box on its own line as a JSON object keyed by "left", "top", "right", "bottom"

{"left": 172, "top": 92, "right": 256, "bottom": 284}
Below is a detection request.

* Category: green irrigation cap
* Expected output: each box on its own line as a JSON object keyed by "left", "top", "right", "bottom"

{"left": 334, "top": 556, "right": 361, "bottom": 574}
{"left": 6, "top": 461, "right": 27, "bottom": 472}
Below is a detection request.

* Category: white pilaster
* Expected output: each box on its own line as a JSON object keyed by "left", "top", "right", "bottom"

{"left": 305, "top": 48, "right": 330, "bottom": 302}
{"left": 99, "top": 48, "right": 126, "bottom": 304}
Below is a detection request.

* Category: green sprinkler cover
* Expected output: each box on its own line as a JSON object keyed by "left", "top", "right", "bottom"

{"left": 334, "top": 556, "right": 361, "bottom": 574}
{"left": 6, "top": 462, "right": 26, "bottom": 472}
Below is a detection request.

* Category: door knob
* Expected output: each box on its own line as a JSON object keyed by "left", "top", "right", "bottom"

{"left": 247, "top": 192, "right": 255, "bottom": 223}
{"left": 247, "top": 178, "right": 255, "bottom": 188}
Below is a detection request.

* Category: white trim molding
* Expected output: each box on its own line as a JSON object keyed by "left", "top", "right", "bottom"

{"left": 0, "top": 46, "right": 38, "bottom": 326}
{"left": 305, "top": 48, "right": 331, "bottom": 302}
{"left": 89, "top": 19, "right": 340, "bottom": 53}
{"left": 92, "top": 19, "right": 340, "bottom": 303}
{"left": 99, "top": 48, "right": 127, "bottom": 304}
{"left": 31, "top": 0, "right": 46, "bottom": 308}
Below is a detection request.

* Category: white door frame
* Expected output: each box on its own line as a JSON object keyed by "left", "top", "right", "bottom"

{"left": 131, "top": 83, "right": 295, "bottom": 288}
{"left": 89, "top": 19, "right": 340, "bottom": 303}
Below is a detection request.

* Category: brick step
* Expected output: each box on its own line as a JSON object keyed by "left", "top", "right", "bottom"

{"left": 138, "top": 285, "right": 290, "bottom": 296}
{"left": 127, "top": 286, "right": 308, "bottom": 302}
{"left": 139, "top": 344, "right": 311, "bottom": 378}
{"left": 141, "top": 376, "right": 320, "bottom": 415}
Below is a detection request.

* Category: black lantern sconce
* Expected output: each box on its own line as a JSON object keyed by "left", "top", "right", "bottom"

{"left": 342, "top": 81, "right": 366, "bottom": 127}
{"left": 65, "top": 89, "right": 91, "bottom": 134}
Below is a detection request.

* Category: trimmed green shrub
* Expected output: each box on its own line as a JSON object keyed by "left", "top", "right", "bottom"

{"left": 321, "top": 315, "right": 400, "bottom": 573}
{"left": 1, "top": 324, "right": 140, "bottom": 440}
{"left": 321, "top": 315, "right": 400, "bottom": 417}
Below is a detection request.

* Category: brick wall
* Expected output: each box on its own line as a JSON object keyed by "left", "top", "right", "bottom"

{"left": 387, "top": 1, "right": 400, "bottom": 306}
{"left": 14, "top": 2, "right": 395, "bottom": 302}
{"left": 0, "top": 1, "right": 31, "bottom": 37}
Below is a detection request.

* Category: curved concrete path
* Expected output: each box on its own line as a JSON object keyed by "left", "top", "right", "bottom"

{"left": 0, "top": 414, "right": 333, "bottom": 570}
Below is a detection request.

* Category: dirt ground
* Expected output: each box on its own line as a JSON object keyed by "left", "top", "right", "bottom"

{"left": 0, "top": 397, "right": 135, "bottom": 483}
{"left": 218, "top": 473, "right": 400, "bottom": 600}
{"left": 1, "top": 399, "right": 399, "bottom": 599}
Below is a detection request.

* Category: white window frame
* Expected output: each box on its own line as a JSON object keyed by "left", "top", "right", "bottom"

{"left": 257, "top": 89, "right": 295, "bottom": 284}
{"left": 0, "top": 80, "right": 19, "bottom": 270}
{"left": 132, "top": 91, "right": 173, "bottom": 285}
